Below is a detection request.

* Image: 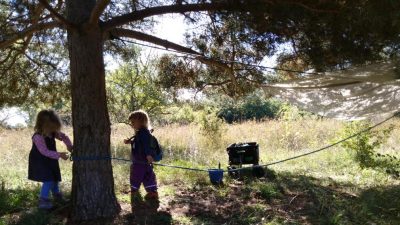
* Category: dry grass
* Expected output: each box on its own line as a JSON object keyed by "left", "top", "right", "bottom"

{"left": 1, "top": 118, "right": 399, "bottom": 189}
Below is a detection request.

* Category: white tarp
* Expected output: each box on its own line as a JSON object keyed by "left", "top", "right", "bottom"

{"left": 263, "top": 61, "right": 400, "bottom": 120}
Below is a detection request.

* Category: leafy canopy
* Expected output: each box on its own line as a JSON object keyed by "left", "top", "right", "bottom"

{"left": 1, "top": 0, "right": 399, "bottom": 105}
{"left": 106, "top": 48, "right": 167, "bottom": 123}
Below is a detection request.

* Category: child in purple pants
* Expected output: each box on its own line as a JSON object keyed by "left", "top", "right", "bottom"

{"left": 124, "top": 110, "right": 158, "bottom": 210}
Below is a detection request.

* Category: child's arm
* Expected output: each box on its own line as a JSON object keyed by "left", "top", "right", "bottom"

{"left": 139, "top": 129, "right": 155, "bottom": 162}
{"left": 123, "top": 139, "right": 131, "bottom": 144}
{"left": 33, "top": 134, "right": 61, "bottom": 160}
{"left": 55, "top": 132, "right": 73, "bottom": 152}
{"left": 123, "top": 135, "right": 135, "bottom": 145}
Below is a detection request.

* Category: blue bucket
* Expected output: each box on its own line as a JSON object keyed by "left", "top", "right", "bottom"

{"left": 208, "top": 169, "right": 224, "bottom": 184}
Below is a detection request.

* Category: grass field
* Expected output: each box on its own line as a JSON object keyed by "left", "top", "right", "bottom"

{"left": 0, "top": 118, "right": 399, "bottom": 225}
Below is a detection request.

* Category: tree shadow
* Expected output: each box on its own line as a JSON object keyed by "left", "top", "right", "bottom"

{"left": 123, "top": 195, "right": 172, "bottom": 225}
{"left": 276, "top": 173, "right": 400, "bottom": 224}
{"left": 167, "top": 171, "right": 400, "bottom": 225}
{"left": 0, "top": 187, "right": 51, "bottom": 225}
{"left": 121, "top": 211, "right": 172, "bottom": 225}
{"left": 2, "top": 173, "right": 398, "bottom": 225}
{"left": 0, "top": 187, "right": 38, "bottom": 217}
{"left": 9, "top": 209, "right": 51, "bottom": 225}
{"left": 64, "top": 201, "right": 172, "bottom": 225}
{"left": 0, "top": 186, "right": 172, "bottom": 225}
{"left": 1, "top": 187, "right": 71, "bottom": 225}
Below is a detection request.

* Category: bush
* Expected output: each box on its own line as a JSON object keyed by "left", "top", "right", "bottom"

{"left": 198, "top": 109, "right": 225, "bottom": 139}
{"left": 217, "top": 95, "right": 282, "bottom": 123}
{"left": 278, "top": 103, "right": 315, "bottom": 121}
{"left": 158, "top": 105, "right": 199, "bottom": 125}
{"left": 340, "top": 121, "right": 400, "bottom": 178}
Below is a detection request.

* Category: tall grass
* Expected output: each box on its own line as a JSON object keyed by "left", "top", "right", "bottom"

{"left": 0, "top": 118, "right": 399, "bottom": 202}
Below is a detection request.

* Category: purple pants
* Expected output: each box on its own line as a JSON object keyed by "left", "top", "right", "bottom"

{"left": 130, "top": 163, "right": 157, "bottom": 192}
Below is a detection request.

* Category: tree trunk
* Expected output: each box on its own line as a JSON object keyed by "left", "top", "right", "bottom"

{"left": 67, "top": 0, "right": 120, "bottom": 220}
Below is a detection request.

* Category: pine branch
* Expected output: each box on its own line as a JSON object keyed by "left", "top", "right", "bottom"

{"left": 0, "top": 21, "right": 60, "bottom": 49}
{"left": 109, "top": 28, "right": 201, "bottom": 55}
{"left": 89, "top": 0, "right": 111, "bottom": 25}
{"left": 109, "top": 28, "right": 236, "bottom": 85}
{"left": 103, "top": 2, "right": 227, "bottom": 30}
{"left": 38, "top": 0, "right": 76, "bottom": 30}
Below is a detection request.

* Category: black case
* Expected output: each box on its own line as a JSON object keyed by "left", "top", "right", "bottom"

{"left": 227, "top": 142, "right": 259, "bottom": 165}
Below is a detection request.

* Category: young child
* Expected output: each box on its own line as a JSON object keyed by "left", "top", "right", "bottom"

{"left": 28, "top": 110, "right": 73, "bottom": 209}
{"left": 124, "top": 110, "right": 158, "bottom": 208}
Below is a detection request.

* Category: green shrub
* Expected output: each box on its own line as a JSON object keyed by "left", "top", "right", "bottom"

{"left": 198, "top": 109, "right": 225, "bottom": 138}
{"left": 217, "top": 94, "right": 282, "bottom": 123}
{"left": 340, "top": 121, "right": 399, "bottom": 178}
{"left": 161, "top": 105, "right": 199, "bottom": 125}
{"left": 0, "top": 188, "right": 37, "bottom": 216}
{"left": 278, "top": 103, "right": 315, "bottom": 121}
{"left": 196, "top": 108, "right": 226, "bottom": 151}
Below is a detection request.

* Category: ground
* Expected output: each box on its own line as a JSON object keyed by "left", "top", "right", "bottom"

{"left": 0, "top": 119, "right": 399, "bottom": 224}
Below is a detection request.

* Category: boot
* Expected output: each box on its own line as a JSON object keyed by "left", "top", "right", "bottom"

{"left": 131, "top": 191, "right": 144, "bottom": 212}
{"left": 131, "top": 191, "right": 146, "bottom": 222}
{"left": 144, "top": 191, "right": 159, "bottom": 200}
{"left": 38, "top": 197, "right": 53, "bottom": 210}
{"left": 144, "top": 192, "right": 160, "bottom": 213}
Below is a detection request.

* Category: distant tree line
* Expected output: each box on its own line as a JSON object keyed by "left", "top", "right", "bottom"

{"left": 216, "top": 94, "right": 282, "bottom": 123}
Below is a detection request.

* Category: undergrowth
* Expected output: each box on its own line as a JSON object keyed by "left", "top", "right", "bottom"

{"left": 340, "top": 121, "right": 400, "bottom": 178}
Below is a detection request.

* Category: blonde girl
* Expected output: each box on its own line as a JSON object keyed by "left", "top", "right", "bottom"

{"left": 124, "top": 110, "right": 158, "bottom": 211}
{"left": 28, "top": 110, "right": 73, "bottom": 209}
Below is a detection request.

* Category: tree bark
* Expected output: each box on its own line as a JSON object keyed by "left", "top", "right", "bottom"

{"left": 67, "top": 0, "right": 120, "bottom": 220}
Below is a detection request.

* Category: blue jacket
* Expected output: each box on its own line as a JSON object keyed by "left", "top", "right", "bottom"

{"left": 131, "top": 128, "right": 155, "bottom": 161}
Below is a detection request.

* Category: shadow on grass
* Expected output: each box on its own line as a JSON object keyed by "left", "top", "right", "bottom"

{"left": 0, "top": 187, "right": 57, "bottom": 225}
{"left": 65, "top": 206, "right": 172, "bottom": 225}
{"left": 9, "top": 209, "right": 51, "bottom": 225}
{"left": 0, "top": 188, "right": 38, "bottom": 217}
{"left": 0, "top": 186, "right": 172, "bottom": 225}
{"left": 167, "top": 171, "right": 400, "bottom": 225}
{"left": 1, "top": 172, "right": 398, "bottom": 225}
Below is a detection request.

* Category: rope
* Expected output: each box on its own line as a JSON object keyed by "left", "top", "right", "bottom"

{"left": 70, "top": 113, "right": 398, "bottom": 173}
{"left": 70, "top": 155, "right": 209, "bottom": 172}
{"left": 151, "top": 162, "right": 209, "bottom": 172}
{"left": 111, "top": 157, "right": 209, "bottom": 172}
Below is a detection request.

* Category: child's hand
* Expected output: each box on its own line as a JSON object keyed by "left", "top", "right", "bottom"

{"left": 59, "top": 152, "right": 69, "bottom": 160}
{"left": 146, "top": 155, "right": 154, "bottom": 164}
{"left": 123, "top": 139, "right": 131, "bottom": 144}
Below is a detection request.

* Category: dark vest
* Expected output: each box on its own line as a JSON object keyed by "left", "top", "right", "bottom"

{"left": 28, "top": 133, "right": 61, "bottom": 182}
{"left": 131, "top": 129, "right": 149, "bottom": 162}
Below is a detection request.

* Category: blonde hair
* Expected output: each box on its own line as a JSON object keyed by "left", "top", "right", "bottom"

{"left": 128, "top": 110, "right": 151, "bottom": 129}
{"left": 34, "top": 110, "right": 61, "bottom": 135}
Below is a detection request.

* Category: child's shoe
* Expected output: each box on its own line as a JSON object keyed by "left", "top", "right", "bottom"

{"left": 38, "top": 197, "right": 53, "bottom": 210}
{"left": 144, "top": 192, "right": 159, "bottom": 200}
{"left": 131, "top": 191, "right": 143, "bottom": 211}
{"left": 144, "top": 192, "right": 159, "bottom": 214}
{"left": 131, "top": 191, "right": 147, "bottom": 221}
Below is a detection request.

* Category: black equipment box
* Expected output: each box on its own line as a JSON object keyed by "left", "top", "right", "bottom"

{"left": 227, "top": 142, "right": 259, "bottom": 165}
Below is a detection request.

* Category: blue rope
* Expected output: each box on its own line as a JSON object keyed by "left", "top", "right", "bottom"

{"left": 70, "top": 113, "right": 398, "bottom": 173}
{"left": 70, "top": 155, "right": 209, "bottom": 172}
